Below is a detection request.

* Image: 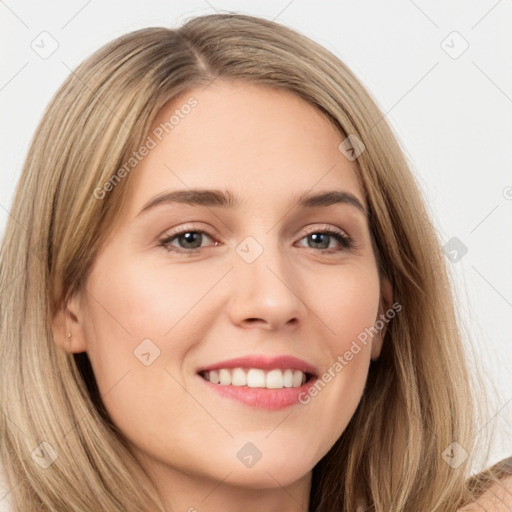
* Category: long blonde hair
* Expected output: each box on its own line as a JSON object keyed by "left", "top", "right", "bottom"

{"left": 0, "top": 13, "right": 483, "bottom": 511}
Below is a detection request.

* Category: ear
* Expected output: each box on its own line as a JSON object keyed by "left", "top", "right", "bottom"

{"left": 371, "top": 276, "right": 393, "bottom": 361}
{"left": 51, "top": 293, "right": 88, "bottom": 353}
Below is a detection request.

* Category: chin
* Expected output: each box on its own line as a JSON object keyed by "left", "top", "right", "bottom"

{"left": 214, "top": 447, "right": 316, "bottom": 488}
{"left": 221, "top": 463, "right": 311, "bottom": 489}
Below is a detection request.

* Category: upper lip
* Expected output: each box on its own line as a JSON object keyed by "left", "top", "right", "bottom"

{"left": 197, "top": 355, "right": 318, "bottom": 376}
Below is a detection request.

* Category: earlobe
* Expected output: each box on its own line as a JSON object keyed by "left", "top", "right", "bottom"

{"left": 51, "top": 294, "right": 88, "bottom": 353}
{"left": 371, "top": 277, "right": 393, "bottom": 361}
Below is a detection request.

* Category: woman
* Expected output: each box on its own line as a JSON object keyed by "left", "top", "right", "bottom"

{"left": 0, "top": 13, "right": 510, "bottom": 512}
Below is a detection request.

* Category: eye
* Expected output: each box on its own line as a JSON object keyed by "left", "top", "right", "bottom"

{"left": 159, "top": 225, "right": 354, "bottom": 254}
{"left": 296, "top": 227, "right": 353, "bottom": 253}
{"left": 159, "top": 228, "right": 218, "bottom": 253}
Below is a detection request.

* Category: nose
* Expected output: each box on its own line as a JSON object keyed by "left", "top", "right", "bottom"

{"left": 226, "top": 239, "right": 305, "bottom": 331}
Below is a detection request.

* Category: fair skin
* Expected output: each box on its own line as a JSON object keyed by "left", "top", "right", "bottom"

{"left": 460, "top": 475, "right": 512, "bottom": 511}
{"left": 53, "top": 80, "right": 393, "bottom": 511}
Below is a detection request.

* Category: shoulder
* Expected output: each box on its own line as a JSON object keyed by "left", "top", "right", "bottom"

{"left": 458, "top": 456, "right": 512, "bottom": 511}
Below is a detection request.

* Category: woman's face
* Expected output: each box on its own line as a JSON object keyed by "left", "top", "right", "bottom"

{"left": 66, "top": 80, "right": 390, "bottom": 494}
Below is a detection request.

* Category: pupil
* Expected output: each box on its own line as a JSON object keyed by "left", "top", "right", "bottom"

{"left": 310, "top": 233, "right": 329, "bottom": 249}
{"left": 180, "top": 232, "right": 201, "bottom": 248}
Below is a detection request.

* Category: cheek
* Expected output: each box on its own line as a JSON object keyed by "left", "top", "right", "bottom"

{"left": 304, "top": 260, "right": 381, "bottom": 350}
{"left": 80, "top": 253, "right": 220, "bottom": 432}
{"left": 83, "top": 252, "right": 215, "bottom": 357}
{"left": 295, "top": 263, "right": 380, "bottom": 443}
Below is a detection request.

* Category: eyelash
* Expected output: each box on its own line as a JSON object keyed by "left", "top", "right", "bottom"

{"left": 158, "top": 225, "right": 354, "bottom": 255}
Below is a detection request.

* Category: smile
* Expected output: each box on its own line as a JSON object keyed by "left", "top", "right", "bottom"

{"left": 196, "top": 355, "right": 318, "bottom": 409}
{"left": 199, "top": 367, "right": 312, "bottom": 389}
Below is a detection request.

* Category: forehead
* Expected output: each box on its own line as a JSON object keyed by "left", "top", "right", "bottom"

{"left": 124, "top": 79, "right": 365, "bottom": 215}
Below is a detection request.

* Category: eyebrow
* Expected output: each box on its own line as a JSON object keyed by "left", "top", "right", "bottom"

{"left": 136, "top": 188, "right": 367, "bottom": 217}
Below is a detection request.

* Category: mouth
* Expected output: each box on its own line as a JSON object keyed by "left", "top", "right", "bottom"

{"left": 198, "top": 367, "right": 315, "bottom": 389}
{"left": 196, "top": 355, "right": 318, "bottom": 410}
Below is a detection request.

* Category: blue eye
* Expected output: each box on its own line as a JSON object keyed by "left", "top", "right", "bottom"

{"left": 159, "top": 227, "right": 353, "bottom": 254}
{"left": 298, "top": 229, "right": 353, "bottom": 252}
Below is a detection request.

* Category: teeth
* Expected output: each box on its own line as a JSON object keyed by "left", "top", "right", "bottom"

{"left": 247, "top": 368, "right": 265, "bottom": 388}
{"left": 292, "top": 370, "right": 303, "bottom": 387}
{"left": 266, "top": 369, "right": 283, "bottom": 389}
{"left": 209, "top": 370, "right": 220, "bottom": 384}
{"left": 202, "top": 368, "right": 307, "bottom": 389}
{"left": 219, "top": 369, "right": 231, "bottom": 385}
{"left": 232, "top": 368, "right": 247, "bottom": 386}
{"left": 283, "top": 369, "right": 293, "bottom": 388}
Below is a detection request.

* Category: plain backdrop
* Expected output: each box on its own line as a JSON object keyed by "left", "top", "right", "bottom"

{"left": 0, "top": 0, "right": 511, "bottom": 497}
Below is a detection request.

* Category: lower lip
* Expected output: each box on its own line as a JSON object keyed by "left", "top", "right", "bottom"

{"left": 198, "top": 375, "right": 317, "bottom": 410}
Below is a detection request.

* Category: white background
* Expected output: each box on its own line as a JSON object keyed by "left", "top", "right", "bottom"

{"left": 0, "top": 1, "right": 511, "bottom": 504}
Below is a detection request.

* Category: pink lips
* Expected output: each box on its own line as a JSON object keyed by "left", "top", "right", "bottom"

{"left": 196, "top": 354, "right": 318, "bottom": 410}
{"left": 197, "top": 354, "right": 318, "bottom": 375}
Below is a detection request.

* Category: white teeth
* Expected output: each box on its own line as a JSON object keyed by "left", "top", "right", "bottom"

{"left": 292, "top": 370, "right": 303, "bottom": 387}
{"left": 231, "top": 368, "right": 247, "bottom": 386}
{"left": 283, "top": 369, "right": 293, "bottom": 388}
{"left": 219, "top": 369, "right": 231, "bottom": 385}
{"left": 202, "top": 368, "right": 308, "bottom": 389}
{"left": 247, "top": 369, "right": 266, "bottom": 388}
{"left": 266, "top": 369, "right": 283, "bottom": 389}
